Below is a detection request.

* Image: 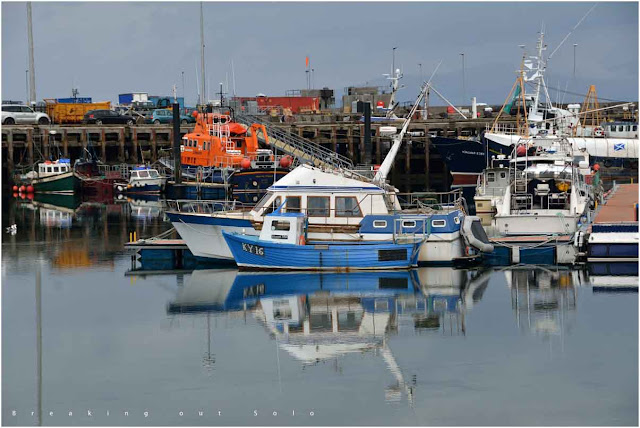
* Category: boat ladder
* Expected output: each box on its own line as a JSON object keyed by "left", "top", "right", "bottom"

{"left": 235, "top": 113, "right": 354, "bottom": 172}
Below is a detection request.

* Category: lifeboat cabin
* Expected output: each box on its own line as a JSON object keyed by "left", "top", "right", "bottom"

{"left": 181, "top": 112, "right": 272, "bottom": 169}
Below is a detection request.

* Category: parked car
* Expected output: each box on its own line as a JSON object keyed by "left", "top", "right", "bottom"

{"left": 83, "top": 109, "right": 136, "bottom": 125}
{"left": 2, "top": 104, "right": 50, "bottom": 125}
{"left": 146, "top": 109, "right": 194, "bottom": 125}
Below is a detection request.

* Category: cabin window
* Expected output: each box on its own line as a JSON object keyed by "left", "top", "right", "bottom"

{"left": 264, "top": 196, "right": 282, "bottom": 215}
{"left": 633, "top": 125, "right": 637, "bottom": 132}
{"left": 254, "top": 192, "right": 273, "bottom": 211}
{"left": 308, "top": 196, "right": 330, "bottom": 217}
{"left": 130, "top": 171, "right": 138, "bottom": 178}
{"left": 626, "top": 125, "right": 630, "bottom": 132}
{"left": 402, "top": 220, "right": 416, "bottom": 228}
{"left": 47, "top": 167, "right": 52, "bottom": 173}
{"left": 487, "top": 172, "right": 496, "bottom": 182}
{"left": 432, "top": 219, "right": 447, "bottom": 228}
{"left": 285, "top": 196, "right": 301, "bottom": 213}
{"left": 336, "top": 196, "right": 362, "bottom": 217}
{"left": 53, "top": 166, "right": 59, "bottom": 173}
{"left": 271, "top": 220, "right": 290, "bottom": 231}
{"left": 373, "top": 220, "right": 387, "bottom": 228}
{"left": 149, "top": 170, "right": 159, "bottom": 178}
{"left": 138, "top": 170, "right": 149, "bottom": 178}
{"left": 500, "top": 172, "right": 507, "bottom": 179}
{"left": 618, "top": 126, "right": 624, "bottom": 132}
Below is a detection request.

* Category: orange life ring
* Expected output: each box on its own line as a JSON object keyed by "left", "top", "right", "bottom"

{"left": 299, "top": 235, "right": 306, "bottom": 246}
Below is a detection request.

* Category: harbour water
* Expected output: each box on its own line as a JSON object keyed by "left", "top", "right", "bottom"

{"left": 2, "top": 197, "right": 638, "bottom": 426}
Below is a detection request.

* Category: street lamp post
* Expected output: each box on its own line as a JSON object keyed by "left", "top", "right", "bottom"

{"left": 460, "top": 53, "right": 466, "bottom": 108}
{"left": 573, "top": 43, "right": 577, "bottom": 78}
{"left": 392, "top": 47, "right": 397, "bottom": 76}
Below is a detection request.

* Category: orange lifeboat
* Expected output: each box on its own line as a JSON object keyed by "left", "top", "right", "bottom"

{"left": 180, "top": 112, "right": 268, "bottom": 169}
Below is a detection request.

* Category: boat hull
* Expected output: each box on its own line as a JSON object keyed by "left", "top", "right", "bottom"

{"left": 31, "top": 171, "right": 81, "bottom": 194}
{"left": 495, "top": 213, "right": 580, "bottom": 235}
{"left": 223, "top": 232, "right": 420, "bottom": 270}
{"left": 167, "top": 211, "right": 465, "bottom": 264}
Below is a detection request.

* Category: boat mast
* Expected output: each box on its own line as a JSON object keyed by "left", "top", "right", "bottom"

{"left": 529, "top": 27, "right": 546, "bottom": 122}
{"left": 27, "top": 2, "right": 36, "bottom": 105}
{"left": 200, "top": 2, "right": 206, "bottom": 106}
{"left": 384, "top": 47, "right": 403, "bottom": 119}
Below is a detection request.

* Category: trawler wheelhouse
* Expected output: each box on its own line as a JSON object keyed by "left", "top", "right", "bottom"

{"left": 38, "top": 159, "right": 71, "bottom": 177}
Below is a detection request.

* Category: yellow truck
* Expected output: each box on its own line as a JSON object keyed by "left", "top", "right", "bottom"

{"left": 44, "top": 99, "right": 111, "bottom": 124}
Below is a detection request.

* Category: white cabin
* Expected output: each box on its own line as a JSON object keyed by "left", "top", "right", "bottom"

{"left": 38, "top": 159, "right": 71, "bottom": 177}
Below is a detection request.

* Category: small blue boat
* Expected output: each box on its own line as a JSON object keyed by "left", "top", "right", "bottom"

{"left": 222, "top": 211, "right": 422, "bottom": 271}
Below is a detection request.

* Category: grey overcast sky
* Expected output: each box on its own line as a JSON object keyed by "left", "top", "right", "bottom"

{"left": 1, "top": 1, "right": 638, "bottom": 107}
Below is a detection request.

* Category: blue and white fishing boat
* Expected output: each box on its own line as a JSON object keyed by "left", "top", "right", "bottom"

{"left": 167, "top": 81, "right": 492, "bottom": 265}
{"left": 115, "top": 166, "right": 167, "bottom": 194}
{"left": 222, "top": 209, "right": 422, "bottom": 270}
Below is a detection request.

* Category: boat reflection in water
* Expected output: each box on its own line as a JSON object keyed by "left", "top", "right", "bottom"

{"left": 124, "top": 195, "right": 166, "bottom": 222}
{"left": 166, "top": 267, "right": 489, "bottom": 405}
{"left": 505, "top": 267, "right": 579, "bottom": 339}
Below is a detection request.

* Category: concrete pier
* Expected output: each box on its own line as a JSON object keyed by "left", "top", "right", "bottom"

{"left": 2, "top": 117, "right": 503, "bottom": 192}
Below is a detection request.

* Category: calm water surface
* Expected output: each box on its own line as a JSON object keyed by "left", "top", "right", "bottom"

{"left": 2, "top": 197, "right": 638, "bottom": 426}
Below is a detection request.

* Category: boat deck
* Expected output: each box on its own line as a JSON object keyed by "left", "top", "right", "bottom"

{"left": 124, "top": 239, "right": 188, "bottom": 251}
{"left": 594, "top": 184, "right": 638, "bottom": 224}
{"left": 490, "top": 235, "right": 572, "bottom": 243}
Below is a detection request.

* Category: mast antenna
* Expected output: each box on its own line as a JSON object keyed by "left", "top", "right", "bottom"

{"left": 548, "top": 4, "right": 597, "bottom": 60}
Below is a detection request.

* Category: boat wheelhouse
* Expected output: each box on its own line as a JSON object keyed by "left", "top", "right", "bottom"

{"left": 115, "top": 166, "right": 167, "bottom": 194}
{"left": 492, "top": 140, "right": 594, "bottom": 236}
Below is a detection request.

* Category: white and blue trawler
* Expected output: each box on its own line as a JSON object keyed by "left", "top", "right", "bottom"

{"left": 222, "top": 207, "right": 422, "bottom": 270}
{"left": 166, "top": 80, "right": 493, "bottom": 265}
{"left": 166, "top": 164, "right": 491, "bottom": 265}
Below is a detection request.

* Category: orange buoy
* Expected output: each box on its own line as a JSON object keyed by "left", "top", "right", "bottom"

{"left": 192, "top": 111, "right": 198, "bottom": 118}
{"left": 593, "top": 163, "right": 600, "bottom": 172}
{"left": 240, "top": 157, "right": 252, "bottom": 169}
{"left": 279, "top": 155, "right": 292, "bottom": 169}
{"left": 516, "top": 144, "right": 527, "bottom": 157}
{"left": 18, "top": 185, "right": 26, "bottom": 193}
{"left": 26, "top": 185, "right": 34, "bottom": 193}
{"left": 12, "top": 185, "right": 18, "bottom": 192}
{"left": 12, "top": 192, "right": 18, "bottom": 198}
{"left": 26, "top": 193, "right": 34, "bottom": 200}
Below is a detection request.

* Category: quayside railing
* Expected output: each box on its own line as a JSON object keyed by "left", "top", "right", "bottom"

{"left": 235, "top": 113, "right": 354, "bottom": 172}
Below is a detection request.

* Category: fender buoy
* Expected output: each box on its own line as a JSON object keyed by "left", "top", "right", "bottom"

{"left": 299, "top": 235, "right": 306, "bottom": 246}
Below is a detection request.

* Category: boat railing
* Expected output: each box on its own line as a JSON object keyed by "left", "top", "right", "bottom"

{"left": 395, "top": 189, "right": 464, "bottom": 213}
{"left": 235, "top": 113, "right": 355, "bottom": 172}
{"left": 166, "top": 199, "right": 254, "bottom": 214}
{"left": 98, "top": 163, "right": 137, "bottom": 180}
{"left": 392, "top": 217, "right": 430, "bottom": 244}
{"left": 486, "top": 122, "right": 525, "bottom": 136}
